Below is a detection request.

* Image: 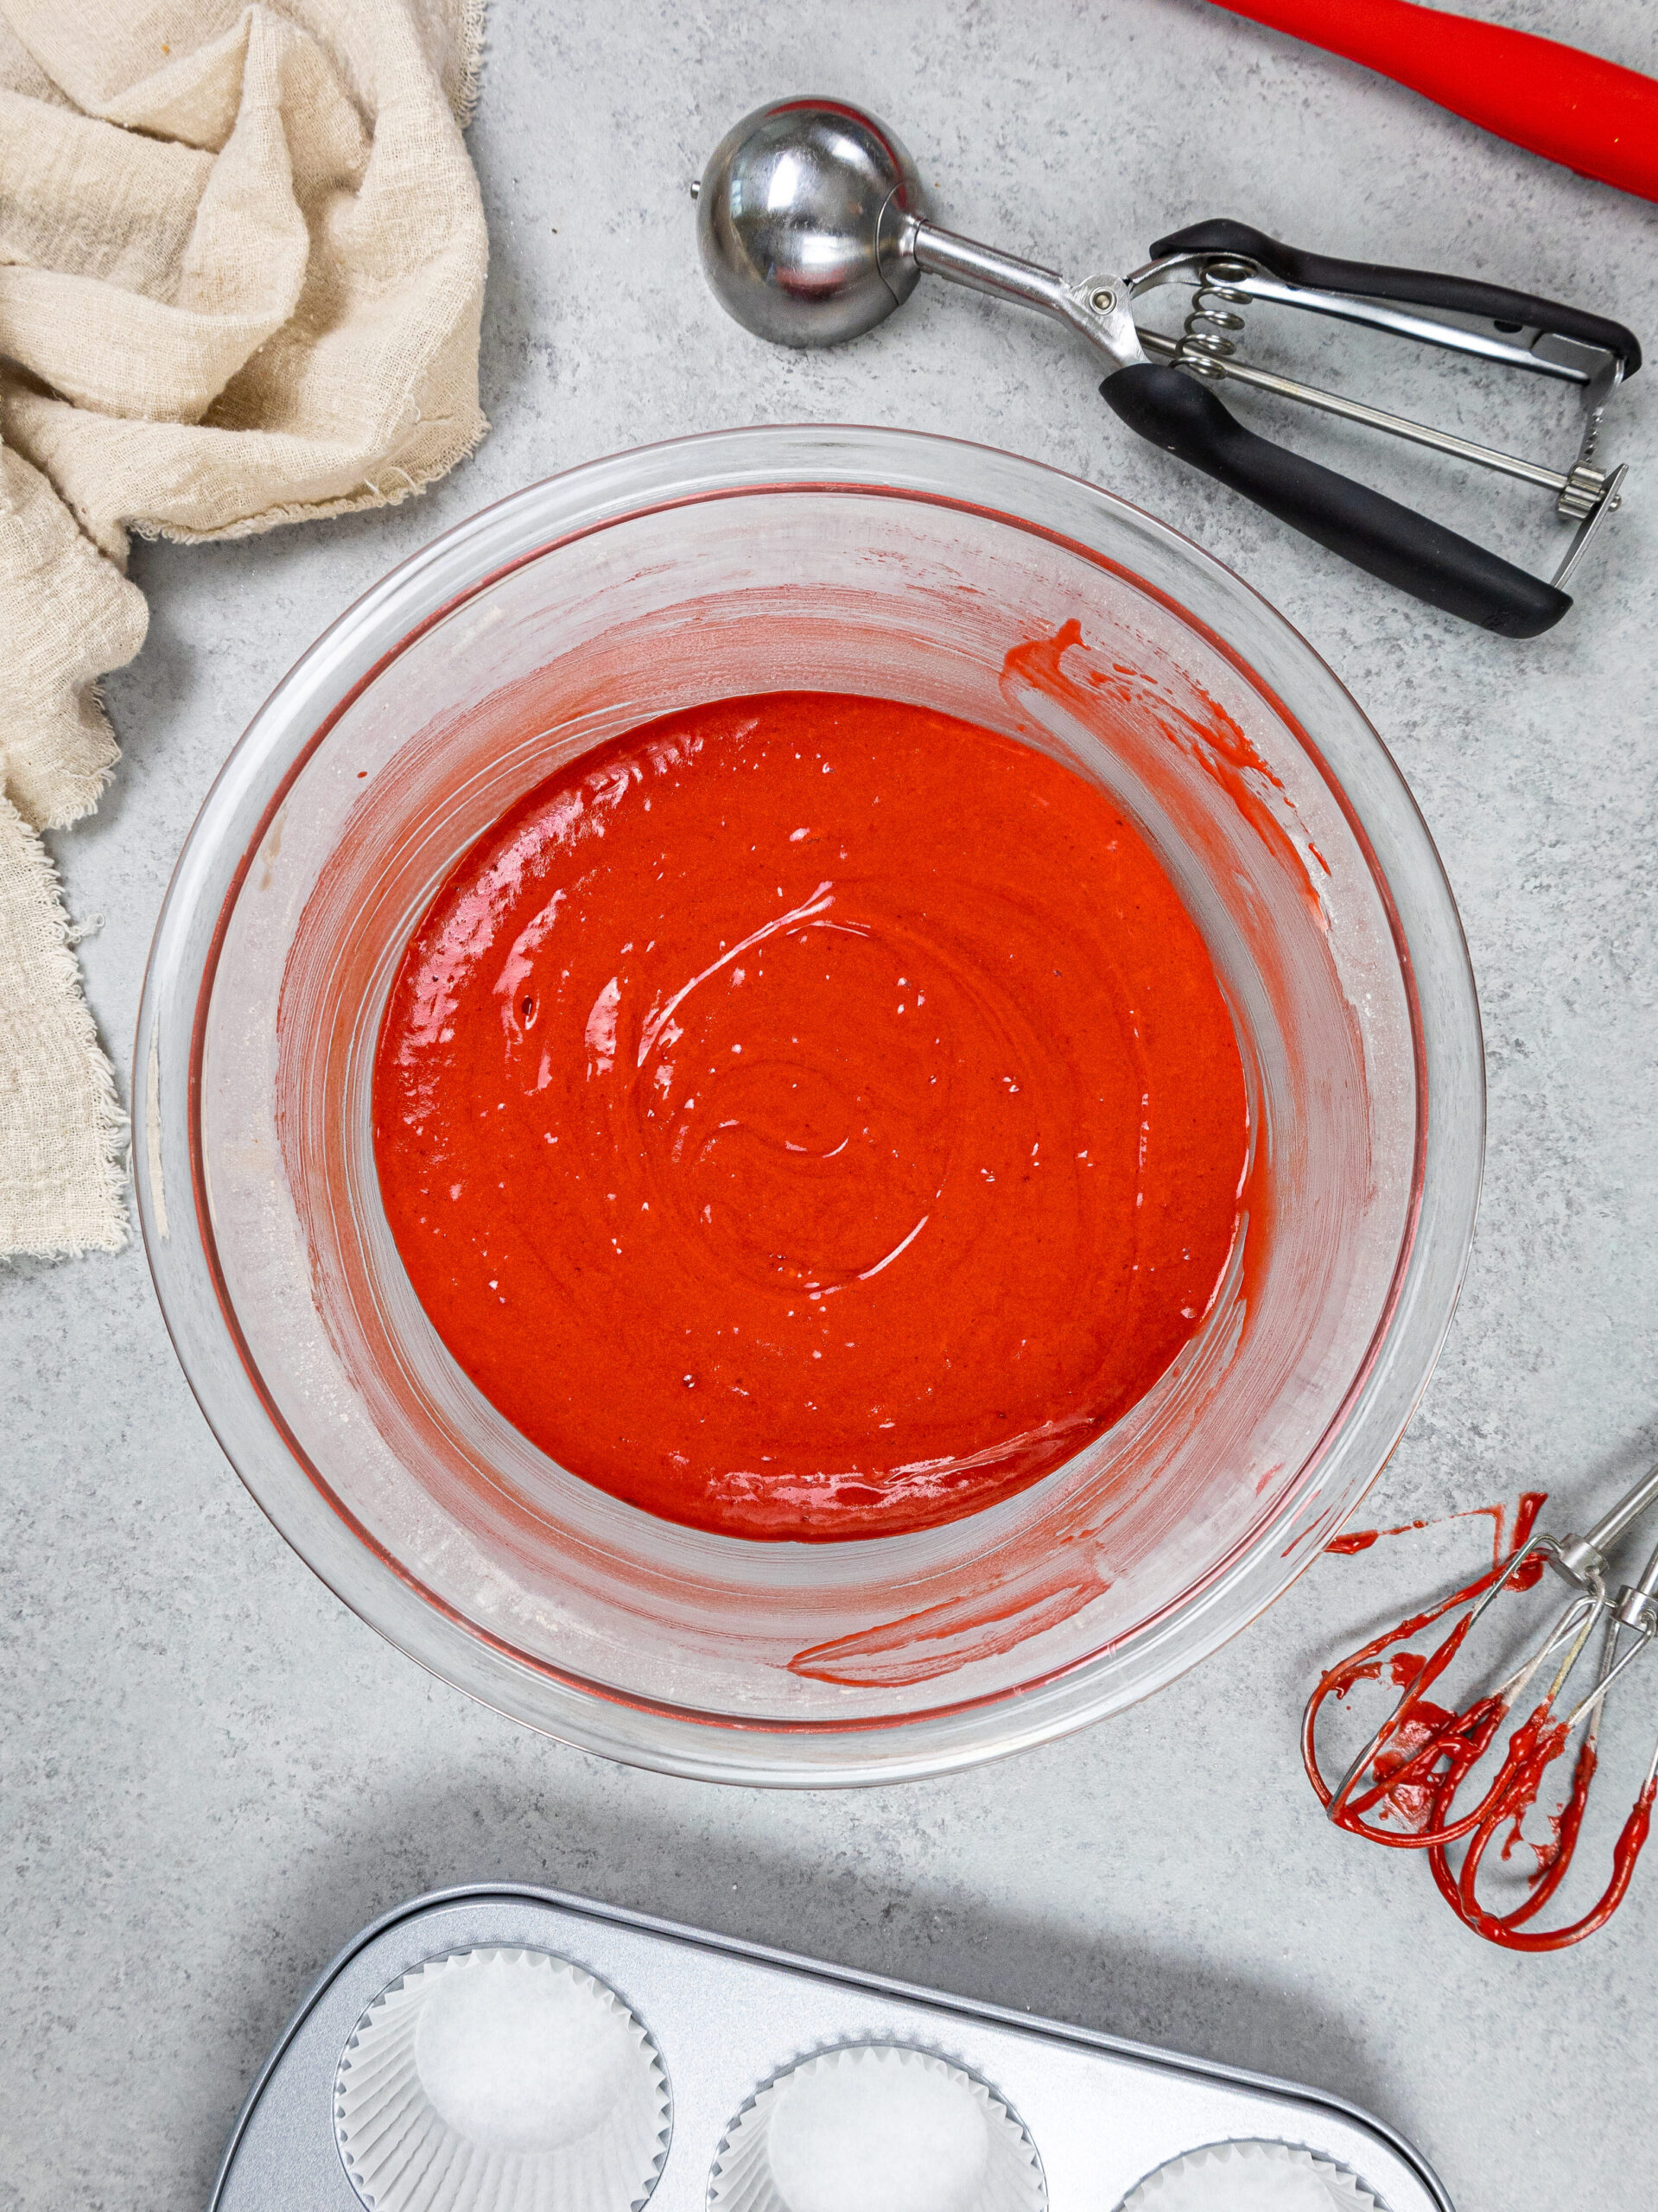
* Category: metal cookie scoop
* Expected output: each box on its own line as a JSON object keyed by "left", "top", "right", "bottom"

{"left": 696, "top": 98, "right": 1640, "bottom": 639}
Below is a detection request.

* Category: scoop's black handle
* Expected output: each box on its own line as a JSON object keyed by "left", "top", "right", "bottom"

{"left": 1152, "top": 219, "right": 1642, "bottom": 375}
{"left": 1102, "top": 363, "right": 1570, "bottom": 637}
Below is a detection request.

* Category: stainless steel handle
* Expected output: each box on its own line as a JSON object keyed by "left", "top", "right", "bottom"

{"left": 912, "top": 223, "right": 1146, "bottom": 372}
{"left": 1585, "top": 1462, "right": 1658, "bottom": 1555}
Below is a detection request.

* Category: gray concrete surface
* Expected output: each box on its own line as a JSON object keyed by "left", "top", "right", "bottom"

{"left": 5, "top": 3, "right": 1657, "bottom": 2207}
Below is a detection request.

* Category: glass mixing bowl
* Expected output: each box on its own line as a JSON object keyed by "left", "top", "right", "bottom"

{"left": 134, "top": 425, "right": 1483, "bottom": 1784}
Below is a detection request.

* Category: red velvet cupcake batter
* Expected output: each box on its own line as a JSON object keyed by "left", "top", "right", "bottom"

{"left": 372, "top": 692, "right": 1248, "bottom": 1541}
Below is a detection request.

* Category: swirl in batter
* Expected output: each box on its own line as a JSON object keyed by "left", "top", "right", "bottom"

{"left": 372, "top": 692, "right": 1248, "bottom": 1540}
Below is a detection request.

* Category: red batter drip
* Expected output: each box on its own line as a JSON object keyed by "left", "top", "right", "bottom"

{"left": 372, "top": 693, "right": 1248, "bottom": 1541}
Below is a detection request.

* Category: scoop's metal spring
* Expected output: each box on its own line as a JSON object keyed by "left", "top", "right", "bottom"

{"left": 1175, "top": 256, "right": 1255, "bottom": 378}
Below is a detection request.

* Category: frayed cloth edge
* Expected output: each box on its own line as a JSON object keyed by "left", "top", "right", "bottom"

{"left": 0, "top": 809, "right": 129, "bottom": 1257}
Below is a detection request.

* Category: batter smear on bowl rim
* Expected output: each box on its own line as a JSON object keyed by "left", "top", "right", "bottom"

{"left": 372, "top": 691, "right": 1248, "bottom": 1541}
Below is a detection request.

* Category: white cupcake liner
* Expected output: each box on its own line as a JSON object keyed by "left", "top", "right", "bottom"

{"left": 708, "top": 2043, "right": 1046, "bottom": 2212}
{"left": 334, "top": 1946, "right": 670, "bottom": 2212}
{"left": 1115, "top": 2139, "right": 1387, "bottom": 2212}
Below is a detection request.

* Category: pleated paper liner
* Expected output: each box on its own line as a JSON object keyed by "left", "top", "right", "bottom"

{"left": 334, "top": 1946, "right": 670, "bottom": 2212}
{"left": 708, "top": 2042, "right": 1047, "bottom": 2212}
{"left": 1116, "top": 2139, "right": 1386, "bottom": 2211}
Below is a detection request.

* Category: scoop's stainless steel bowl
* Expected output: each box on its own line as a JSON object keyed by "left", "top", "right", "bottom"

{"left": 696, "top": 98, "right": 927, "bottom": 347}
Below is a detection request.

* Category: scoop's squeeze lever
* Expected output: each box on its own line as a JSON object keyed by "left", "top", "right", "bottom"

{"left": 697, "top": 98, "right": 1640, "bottom": 637}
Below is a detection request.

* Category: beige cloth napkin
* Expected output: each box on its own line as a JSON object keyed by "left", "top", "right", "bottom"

{"left": 0, "top": 0, "right": 488, "bottom": 1257}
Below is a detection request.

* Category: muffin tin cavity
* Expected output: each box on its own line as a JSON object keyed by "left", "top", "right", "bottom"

{"left": 1116, "top": 2139, "right": 1386, "bottom": 2210}
{"left": 334, "top": 1946, "right": 670, "bottom": 2212}
{"left": 708, "top": 2044, "right": 1046, "bottom": 2212}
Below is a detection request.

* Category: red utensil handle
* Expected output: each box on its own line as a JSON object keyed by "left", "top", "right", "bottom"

{"left": 1212, "top": 0, "right": 1658, "bottom": 203}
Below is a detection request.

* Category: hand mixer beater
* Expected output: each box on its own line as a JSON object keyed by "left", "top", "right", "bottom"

{"left": 1305, "top": 1464, "right": 1658, "bottom": 1949}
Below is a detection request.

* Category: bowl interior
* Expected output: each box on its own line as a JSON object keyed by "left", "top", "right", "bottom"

{"left": 197, "top": 475, "right": 1422, "bottom": 1747}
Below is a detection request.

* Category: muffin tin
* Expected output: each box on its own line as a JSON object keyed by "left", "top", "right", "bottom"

{"left": 207, "top": 1885, "right": 1454, "bottom": 2211}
